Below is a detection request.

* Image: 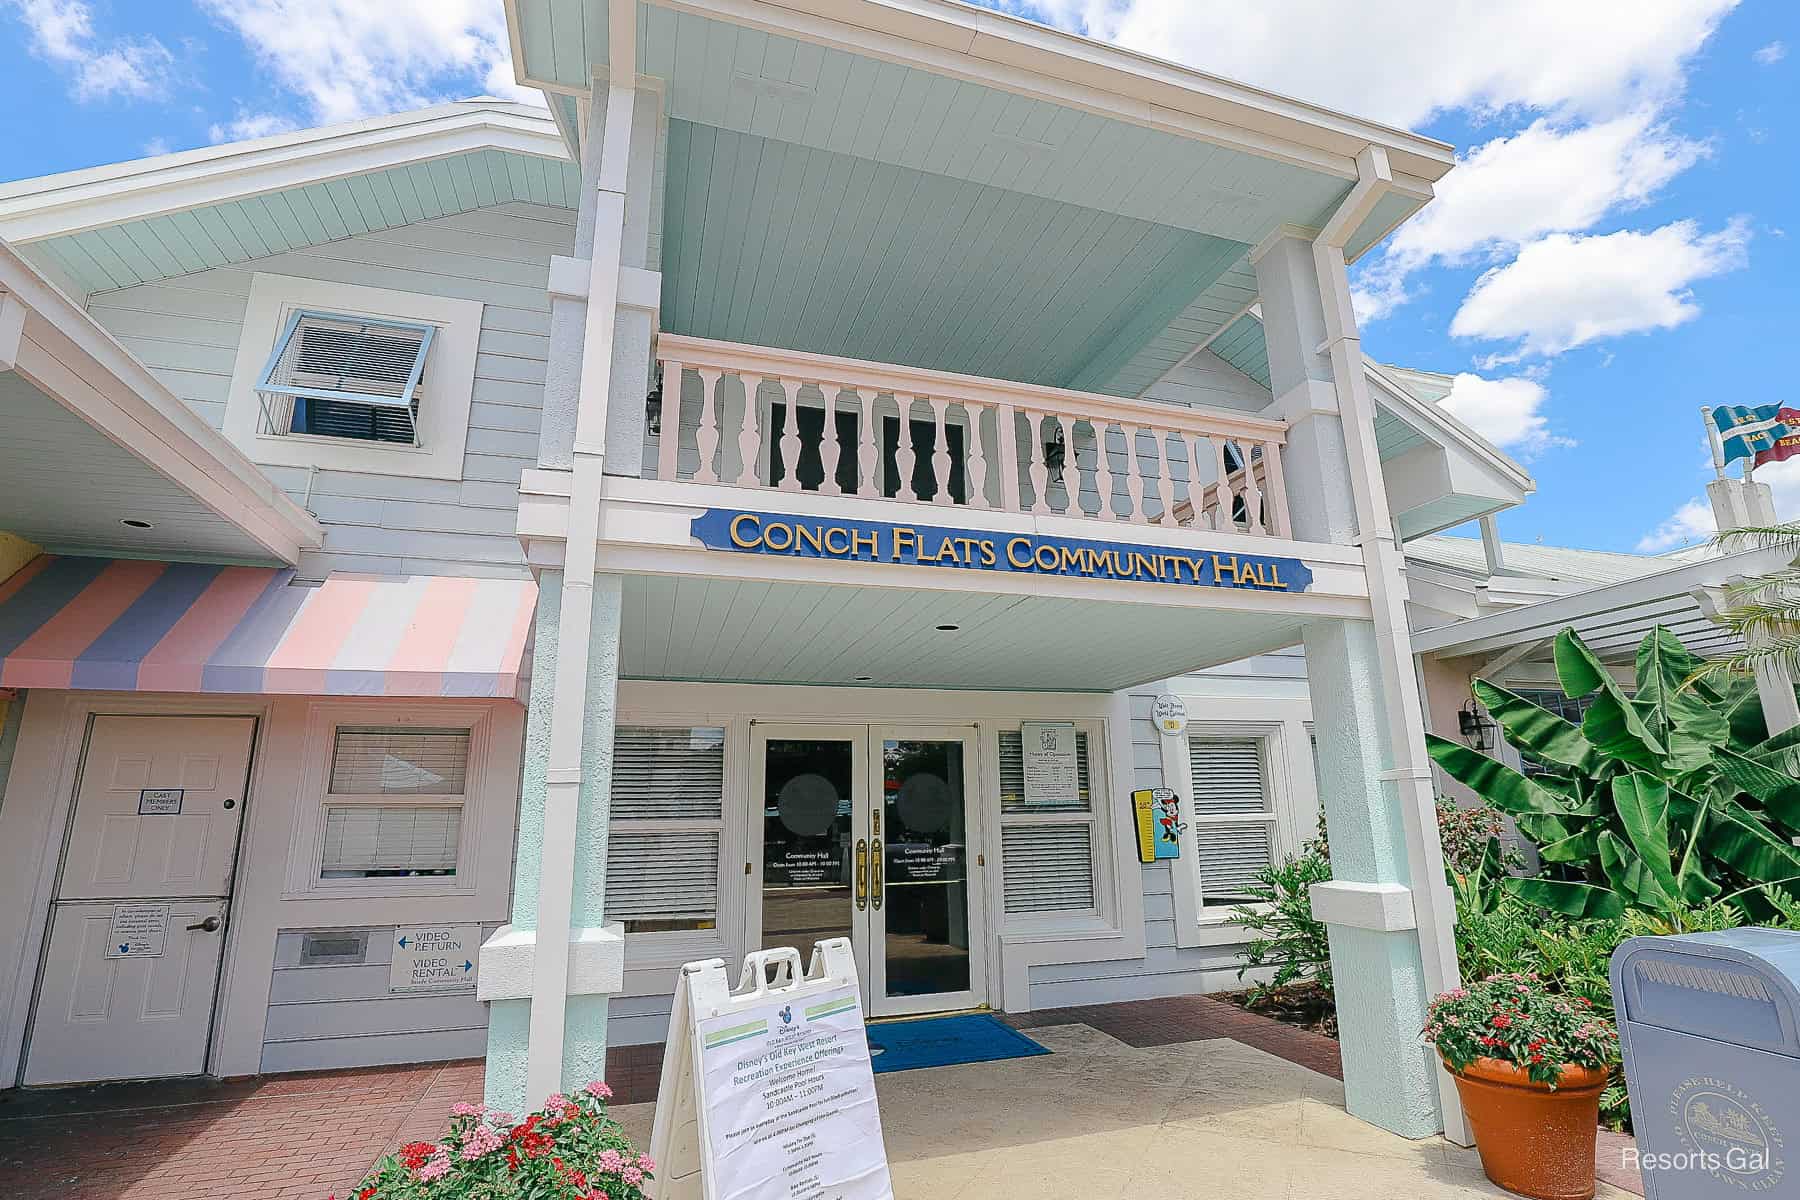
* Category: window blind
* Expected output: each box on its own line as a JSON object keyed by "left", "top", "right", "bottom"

{"left": 606, "top": 831, "right": 721, "bottom": 920}
{"left": 256, "top": 310, "right": 434, "bottom": 446}
{"left": 1001, "top": 825, "right": 1096, "bottom": 914}
{"left": 1188, "top": 736, "right": 1275, "bottom": 902}
{"left": 1193, "top": 823, "right": 1273, "bottom": 899}
{"left": 611, "top": 726, "right": 725, "bottom": 819}
{"left": 1188, "top": 738, "right": 1267, "bottom": 815}
{"left": 321, "top": 804, "right": 461, "bottom": 875}
{"left": 330, "top": 728, "right": 469, "bottom": 795}
{"left": 605, "top": 726, "right": 726, "bottom": 929}
{"left": 997, "top": 730, "right": 1092, "bottom": 812}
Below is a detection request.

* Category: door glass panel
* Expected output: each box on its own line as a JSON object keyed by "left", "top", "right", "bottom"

{"left": 880, "top": 739, "right": 971, "bottom": 998}
{"left": 762, "top": 739, "right": 856, "bottom": 957}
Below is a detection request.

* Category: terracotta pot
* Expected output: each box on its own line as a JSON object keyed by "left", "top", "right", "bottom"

{"left": 1449, "top": 1057, "right": 1608, "bottom": 1200}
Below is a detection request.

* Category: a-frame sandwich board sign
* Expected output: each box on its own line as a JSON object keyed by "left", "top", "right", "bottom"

{"left": 647, "top": 939, "right": 893, "bottom": 1200}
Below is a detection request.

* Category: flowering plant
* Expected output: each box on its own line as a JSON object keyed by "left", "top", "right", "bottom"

{"left": 330, "top": 1081, "right": 651, "bottom": 1199}
{"left": 1423, "top": 973, "right": 1619, "bottom": 1087}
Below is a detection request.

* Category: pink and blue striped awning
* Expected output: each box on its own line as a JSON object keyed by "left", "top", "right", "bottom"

{"left": 0, "top": 556, "right": 536, "bottom": 698}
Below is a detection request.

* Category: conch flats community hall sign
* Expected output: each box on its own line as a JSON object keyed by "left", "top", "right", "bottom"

{"left": 691, "top": 510, "right": 1314, "bottom": 593}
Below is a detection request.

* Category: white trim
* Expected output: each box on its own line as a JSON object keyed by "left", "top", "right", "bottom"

{"left": 223, "top": 273, "right": 482, "bottom": 481}
{"left": 0, "top": 243, "right": 322, "bottom": 564}
{"left": 1309, "top": 881, "right": 1416, "bottom": 932}
{"left": 0, "top": 101, "right": 568, "bottom": 245}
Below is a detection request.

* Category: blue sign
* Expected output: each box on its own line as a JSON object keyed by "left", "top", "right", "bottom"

{"left": 690, "top": 509, "right": 1312, "bottom": 593}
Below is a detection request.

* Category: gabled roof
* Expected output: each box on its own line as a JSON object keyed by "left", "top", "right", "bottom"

{"left": 0, "top": 100, "right": 575, "bottom": 298}
{"left": 1406, "top": 536, "right": 1669, "bottom": 588}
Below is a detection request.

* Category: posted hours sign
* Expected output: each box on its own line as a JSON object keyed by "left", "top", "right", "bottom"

{"left": 649, "top": 940, "right": 893, "bottom": 1200}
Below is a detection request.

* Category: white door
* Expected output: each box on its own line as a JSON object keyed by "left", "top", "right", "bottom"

{"left": 25, "top": 716, "right": 255, "bottom": 1085}
{"left": 752, "top": 724, "right": 985, "bottom": 1018}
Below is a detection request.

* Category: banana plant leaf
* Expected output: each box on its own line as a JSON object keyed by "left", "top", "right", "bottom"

{"left": 1426, "top": 735, "right": 1585, "bottom": 817}
{"left": 1715, "top": 748, "right": 1800, "bottom": 831}
{"left": 1705, "top": 797, "right": 1800, "bottom": 887}
{"left": 1503, "top": 875, "right": 1626, "bottom": 919}
{"left": 1472, "top": 678, "right": 1603, "bottom": 774}
{"left": 1609, "top": 774, "right": 1682, "bottom": 903}
{"left": 1555, "top": 631, "right": 1666, "bottom": 770}
{"left": 1598, "top": 830, "right": 1678, "bottom": 912}
{"left": 1635, "top": 626, "right": 1730, "bottom": 771}
{"left": 1746, "top": 722, "right": 1800, "bottom": 780}
{"left": 1535, "top": 824, "right": 1602, "bottom": 864}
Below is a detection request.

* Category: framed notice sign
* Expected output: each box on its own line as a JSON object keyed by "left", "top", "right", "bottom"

{"left": 1020, "top": 721, "right": 1079, "bottom": 808}
{"left": 650, "top": 941, "right": 893, "bottom": 1200}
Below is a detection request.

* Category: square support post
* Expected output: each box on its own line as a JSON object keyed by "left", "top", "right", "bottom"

{"left": 1253, "top": 204, "right": 1467, "bottom": 1142}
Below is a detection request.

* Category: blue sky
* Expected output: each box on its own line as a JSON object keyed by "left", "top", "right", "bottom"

{"left": 3, "top": 0, "right": 1795, "bottom": 554}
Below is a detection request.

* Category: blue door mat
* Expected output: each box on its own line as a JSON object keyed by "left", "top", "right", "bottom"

{"left": 866, "top": 1013, "right": 1050, "bottom": 1074}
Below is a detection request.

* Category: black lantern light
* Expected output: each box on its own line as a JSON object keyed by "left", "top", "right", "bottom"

{"left": 1458, "top": 700, "right": 1497, "bottom": 752}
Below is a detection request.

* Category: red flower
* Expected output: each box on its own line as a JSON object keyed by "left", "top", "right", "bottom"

{"left": 399, "top": 1143, "right": 436, "bottom": 1170}
{"left": 359, "top": 1189, "right": 377, "bottom": 1200}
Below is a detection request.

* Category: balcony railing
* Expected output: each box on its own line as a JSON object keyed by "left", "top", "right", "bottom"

{"left": 647, "top": 334, "right": 1291, "bottom": 538}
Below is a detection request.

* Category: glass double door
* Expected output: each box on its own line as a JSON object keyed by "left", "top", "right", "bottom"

{"left": 753, "top": 724, "right": 984, "bottom": 1017}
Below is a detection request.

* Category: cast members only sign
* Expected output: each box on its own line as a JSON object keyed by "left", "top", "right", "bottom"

{"left": 690, "top": 509, "right": 1313, "bottom": 594}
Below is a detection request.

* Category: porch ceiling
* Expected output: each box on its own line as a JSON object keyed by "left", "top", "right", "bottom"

{"left": 618, "top": 574, "right": 1309, "bottom": 691}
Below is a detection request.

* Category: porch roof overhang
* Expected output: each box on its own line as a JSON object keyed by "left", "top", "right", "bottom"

{"left": 520, "top": 471, "right": 1372, "bottom": 691}
{"left": 0, "top": 241, "right": 322, "bottom": 566}
{"left": 1410, "top": 544, "right": 1797, "bottom": 666}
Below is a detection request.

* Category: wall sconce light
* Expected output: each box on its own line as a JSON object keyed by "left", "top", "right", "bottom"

{"left": 1458, "top": 700, "right": 1497, "bottom": 752}
{"left": 645, "top": 377, "right": 663, "bottom": 437}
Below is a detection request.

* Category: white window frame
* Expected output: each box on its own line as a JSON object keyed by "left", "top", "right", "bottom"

{"left": 223, "top": 272, "right": 482, "bottom": 480}
{"left": 1163, "top": 703, "right": 1319, "bottom": 948}
{"left": 992, "top": 718, "right": 1116, "bottom": 938}
{"left": 606, "top": 722, "right": 734, "bottom": 954}
{"left": 283, "top": 702, "right": 501, "bottom": 900}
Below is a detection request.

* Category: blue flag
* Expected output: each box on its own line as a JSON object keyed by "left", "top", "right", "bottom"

{"left": 1713, "top": 404, "right": 1792, "bottom": 465}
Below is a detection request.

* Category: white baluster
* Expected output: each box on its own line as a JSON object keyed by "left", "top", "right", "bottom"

{"left": 1092, "top": 418, "right": 1115, "bottom": 520}
{"left": 1212, "top": 437, "right": 1238, "bottom": 529}
{"left": 735, "top": 374, "right": 763, "bottom": 487}
{"left": 854, "top": 388, "right": 879, "bottom": 497}
{"left": 1026, "top": 411, "right": 1050, "bottom": 515}
{"left": 963, "top": 402, "right": 987, "bottom": 509}
{"left": 777, "top": 378, "right": 803, "bottom": 492}
{"left": 1240, "top": 439, "right": 1267, "bottom": 535}
{"left": 1052, "top": 413, "right": 1075, "bottom": 514}
{"left": 894, "top": 393, "right": 919, "bottom": 501}
{"left": 1261, "top": 438, "right": 1290, "bottom": 538}
{"left": 818, "top": 384, "right": 843, "bottom": 495}
{"left": 694, "top": 367, "right": 723, "bottom": 484}
{"left": 995, "top": 404, "right": 1021, "bottom": 512}
{"left": 928, "top": 396, "right": 953, "bottom": 504}
{"left": 1119, "top": 422, "right": 1145, "bottom": 523}
{"left": 1156, "top": 429, "right": 1179, "bottom": 528}
{"left": 657, "top": 359, "right": 683, "bottom": 482}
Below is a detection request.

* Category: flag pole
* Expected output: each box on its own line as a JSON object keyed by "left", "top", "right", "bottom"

{"left": 1702, "top": 405, "right": 1726, "bottom": 479}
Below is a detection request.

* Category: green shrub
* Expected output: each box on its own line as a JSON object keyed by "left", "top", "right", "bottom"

{"left": 1229, "top": 841, "right": 1334, "bottom": 999}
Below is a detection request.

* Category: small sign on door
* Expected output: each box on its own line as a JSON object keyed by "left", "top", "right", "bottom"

{"left": 389, "top": 925, "right": 480, "bottom": 992}
{"left": 105, "top": 903, "right": 171, "bottom": 959}
{"left": 137, "top": 788, "right": 184, "bottom": 815}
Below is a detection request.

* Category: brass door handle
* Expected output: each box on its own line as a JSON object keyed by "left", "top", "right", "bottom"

{"left": 855, "top": 839, "right": 868, "bottom": 911}
{"left": 871, "top": 838, "right": 884, "bottom": 910}
{"left": 187, "top": 916, "right": 222, "bottom": 933}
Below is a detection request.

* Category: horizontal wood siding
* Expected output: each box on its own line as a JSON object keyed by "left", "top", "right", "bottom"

{"left": 1026, "top": 691, "right": 1252, "bottom": 1010}
{"left": 1140, "top": 349, "right": 1272, "bottom": 415}
{"left": 85, "top": 202, "right": 575, "bottom": 581}
{"left": 261, "top": 922, "right": 504, "bottom": 1074}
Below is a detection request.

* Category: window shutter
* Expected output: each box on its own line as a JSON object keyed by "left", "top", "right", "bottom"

{"left": 330, "top": 728, "right": 469, "bottom": 795}
{"left": 606, "top": 831, "right": 722, "bottom": 920}
{"left": 1001, "top": 825, "right": 1095, "bottom": 914}
{"left": 322, "top": 804, "right": 462, "bottom": 874}
{"left": 611, "top": 727, "right": 725, "bottom": 819}
{"left": 997, "top": 730, "right": 1092, "bottom": 812}
{"left": 256, "top": 311, "right": 434, "bottom": 445}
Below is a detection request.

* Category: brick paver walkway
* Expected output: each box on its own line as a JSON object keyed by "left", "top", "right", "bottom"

{"left": 0, "top": 994, "right": 1642, "bottom": 1198}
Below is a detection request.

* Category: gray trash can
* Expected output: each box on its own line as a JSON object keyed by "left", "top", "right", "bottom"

{"left": 1611, "top": 929, "right": 1800, "bottom": 1197}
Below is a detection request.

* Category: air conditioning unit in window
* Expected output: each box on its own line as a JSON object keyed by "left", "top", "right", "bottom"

{"left": 255, "top": 310, "right": 435, "bottom": 446}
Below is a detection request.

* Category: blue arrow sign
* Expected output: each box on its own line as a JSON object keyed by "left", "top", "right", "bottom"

{"left": 397, "top": 935, "right": 409, "bottom": 948}
{"left": 463, "top": 960, "right": 473, "bottom": 972}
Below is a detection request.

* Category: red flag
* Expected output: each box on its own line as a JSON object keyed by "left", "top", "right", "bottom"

{"left": 1755, "top": 408, "right": 1800, "bottom": 467}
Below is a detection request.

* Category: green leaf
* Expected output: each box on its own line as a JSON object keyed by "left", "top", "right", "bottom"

{"left": 1716, "top": 748, "right": 1800, "bottom": 830}
{"left": 1609, "top": 774, "right": 1681, "bottom": 902}
{"left": 1747, "top": 721, "right": 1800, "bottom": 778}
{"left": 1635, "top": 626, "right": 1731, "bottom": 771}
{"left": 1554, "top": 628, "right": 1608, "bottom": 698}
{"left": 1598, "top": 830, "right": 1678, "bottom": 912}
{"left": 1503, "top": 875, "right": 1626, "bottom": 918}
{"left": 1704, "top": 798, "right": 1800, "bottom": 885}
{"left": 1556, "top": 631, "right": 1667, "bottom": 769}
{"left": 1472, "top": 679, "right": 1602, "bottom": 774}
{"left": 1425, "top": 735, "right": 1581, "bottom": 817}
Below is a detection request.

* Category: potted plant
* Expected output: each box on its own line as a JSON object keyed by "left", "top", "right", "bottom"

{"left": 1424, "top": 973, "right": 1619, "bottom": 1200}
{"left": 329, "top": 1081, "right": 653, "bottom": 1199}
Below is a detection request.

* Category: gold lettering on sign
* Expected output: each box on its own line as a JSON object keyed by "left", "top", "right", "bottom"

{"left": 1006, "top": 537, "right": 1034, "bottom": 568}
{"left": 892, "top": 527, "right": 918, "bottom": 560}
{"left": 851, "top": 527, "right": 879, "bottom": 558}
{"left": 823, "top": 526, "right": 850, "bottom": 555}
{"left": 1212, "top": 554, "right": 1241, "bottom": 585}
{"left": 763, "top": 521, "right": 794, "bottom": 551}
{"left": 729, "top": 513, "right": 763, "bottom": 548}
{"left": 797, "top": 523, "right": 826, "bottom": 554}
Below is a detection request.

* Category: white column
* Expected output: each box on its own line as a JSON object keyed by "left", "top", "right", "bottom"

{"left": 1706, "top": 476, "right": 1800, "bottom": 734}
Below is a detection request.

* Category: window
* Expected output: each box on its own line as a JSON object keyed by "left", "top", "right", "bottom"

{"left": 1187, "top": 736, "right": 1277, "bottom": 906}
{"left": 320, "top": 727, "right": 470, "bottom": 879}
{"left": 605, "top": 726, "right": 727, "bottom": 933}
{"left": 1509, "top": 689, "right": 1601, "bottom": 776}
{"left": 256, "top": 311, "right": 435, "bottom": 445}
{"left": 998, "top": 729, "right": 1098, "bottom": 916}
{"left": 224, "top": 273, "right": 483, "bottom": 480}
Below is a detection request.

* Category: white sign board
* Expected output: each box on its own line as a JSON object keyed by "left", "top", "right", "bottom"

{"left": 389, "top": 925, "right": 479, "bottom": 992}
{"left": 1150, "top": 694, "right": 1188, "bottom": 737}
{"left": 1020, "top": 721, "right": 1079, "bottom": 808}
{"left": 650, "top": 941, "right": 893, "bottom": 1200}
{"left": 137, "top": 788, "right": 184, "bottom": 814}
{"left": 105, "top": 903, "right": 171, "bottom": 959}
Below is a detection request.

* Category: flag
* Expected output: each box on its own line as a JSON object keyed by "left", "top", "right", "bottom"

{"left": 1755, "top": 407, "right": 1800, "bottom": 467}
{"left": 1713, "top": 404, "right": 1792, "bottom": 465}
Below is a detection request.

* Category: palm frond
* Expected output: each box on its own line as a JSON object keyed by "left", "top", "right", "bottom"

{"left": 1690, "top": 631, "right": 1800, "bottom": 682}
{"left": 1710, "top": 522, "right": 1800, "bottom": 554}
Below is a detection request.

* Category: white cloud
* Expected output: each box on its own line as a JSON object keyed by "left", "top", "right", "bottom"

{"left": 8, "top": 0, "right": 175, "bottom": 100}
{"left": 1637, "top": 497, "right": 1715, "bottom": 551}
{"left": 1449, "top": 218, "right": 1752, "bottom": 359}
{"left": 1436, "top": 372, "right": 1572, "bottom": 458}
{"left": 198, "top": 0, "right": 541, "bottom": 124}
{"left": 1753, "top": 41, "right": 1787, "bottom": 65}
{"left": 141, "top": 136, "right": 171, "bottom": 156}
{"left": 207, "top": 110, "right": 298, "bottom": 143}
{"left": 1023, "top": 0, "right": 1737, "bottom": 128}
